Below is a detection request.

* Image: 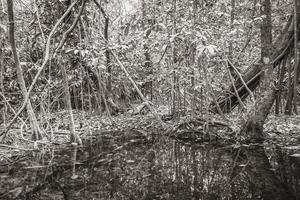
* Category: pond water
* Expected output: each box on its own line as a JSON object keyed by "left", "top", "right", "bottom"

{"left": 0, "top": 131, "right": 299, "bottom": 200}
{"left": 82, "top": 137, "right": 299, "bottom": 200}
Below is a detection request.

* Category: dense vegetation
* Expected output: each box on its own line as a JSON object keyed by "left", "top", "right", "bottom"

{"left": 0, "top": 0, "right": 299, "bottom": 199}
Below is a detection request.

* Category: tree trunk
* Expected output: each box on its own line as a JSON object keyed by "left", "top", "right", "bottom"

{"left": 228, "top": 0, "right": 235, "bottom": 61}
{"left": 239, "top": 68, "right": 296, "bottom": 199}
{"left": 293, "top": 0, "right": 300, "bottom": 114}
{"left": 103, "top": 9, "right": 111, "bottom": 94}
{"left": 171, "top": 0, "right": 178, "bottom": 116}
{"left": 0, "top": 2, "right": 5, "bottom": 127}
{"left": 0, "top": 37, "right": 5, "bottom": 127}
{"left": 239, "top": 2, "right": 296, "bottom": 198}
{"left": 7, "top": 0, "right": 42, "bottom": 140}
{"left": 93, "top": 0, "right": 111, "bottom": 93}
{"left": 141, "top": 0, "right": 153, "bottom": 100}
{"left": 260, "top": 0, "right": 273, "bottom": 91}
{"left": 61, "top": 61, "right": 82, "bottom": 145}
{"left": 57, "top": 0, "right": 85, "bottom": 144}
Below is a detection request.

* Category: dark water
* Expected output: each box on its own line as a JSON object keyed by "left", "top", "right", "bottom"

{"left": 0, "top": 131, "right": 299, "bottom": 200}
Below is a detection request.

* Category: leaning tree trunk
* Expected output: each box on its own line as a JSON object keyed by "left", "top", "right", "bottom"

{"left": 211, "top": 10, "right": 300, "bottom": 113}
{"left": 240, "top": 77, "right": 296, "bottom": 200}
{"left": 239, "top": 2, "right": 296, "bottom": 199}
{"left": 7, "top": 0, "right": 42, "bottom": 140}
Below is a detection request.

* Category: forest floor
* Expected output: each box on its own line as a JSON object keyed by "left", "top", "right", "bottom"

{"left": 1, "top": 109, "right": 300, "bottom": 168}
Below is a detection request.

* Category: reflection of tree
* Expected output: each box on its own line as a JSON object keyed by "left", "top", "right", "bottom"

{"left": 236, "top": 0, "right": 298, "bottom": 198}
{"left": 245, "top": 145, "right": 296, "bottom": 199}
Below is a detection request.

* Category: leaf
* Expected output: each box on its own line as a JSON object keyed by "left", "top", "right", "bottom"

{"left": 157, "top": 23, "right": 166, "bottom": 30}
{"left": 91, "top": 58, "right": 98, "bottom": 66}
{"left": 196, "top": 44, "right": 206, "bottom": 55}
{"left": 290, "top": 154, "right": 300, "bottom": 158}
{"left": 71, "top": 174, "right": 79, "bottom": 179}
{"left": 20, "top": 62, "right": 29, "bottom": 66}
{"left": 228, "top": 29, "right": 237, "bottom": 36}
{"left": 9, "top": 187, "right": 23, "bottom": 198}
{"left": 170, "top": 33, "right": 180, "bottom": 43}
{"left": 0, "top": 24, "right": 7, "bottom": 33}
{"left": 196, "top": 32, "right": 207, "bottom": 41}
{"left": 99, "top": 65, "right": 106, "bottom": 70}
{"left": 253, "top": 16, "right": 263, "bottom": 22}
{"left": 81, "top": 50, "right": 89, "bottom": 57}
{"left": 283, "top": 146, "right": 300, "bottom": 150}
{"left": 33, "top": 141, "right": 38, "bottom": 149}
{"left": 206, "top": 45, "right": 217, "bottom": 56}
{"left": 145, "top": 28, "right": 152, "bottom": 37}
{"left": 64, "top": 48, "right": 73, "bottom": 54}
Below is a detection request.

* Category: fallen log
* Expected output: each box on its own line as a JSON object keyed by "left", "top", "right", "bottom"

{"left": 211, "top": 15, "right": 297, "bottom": 113}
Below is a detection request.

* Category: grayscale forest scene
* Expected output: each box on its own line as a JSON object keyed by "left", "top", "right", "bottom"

{"left": 0, "top": 0, "right": 300, "bottom": 199}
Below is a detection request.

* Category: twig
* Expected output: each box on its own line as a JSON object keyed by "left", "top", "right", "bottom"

{"left": 110, "top": 49, "right": 164, "bottom": 124}
{"left": 227, "top": 59, "right": 255, "bottom": 101}
{"left": 34, "top": 0, "right": 46, "bottom": 44}
{"left": 0, "top": 144, "right": 33, "bottom": 151}
{"left": 157, "top": 43, "right": 170, "bottom": 64}
{"left": 0, "top": 92, "right": 26, "bottom": 124}
{"left": 224, "top": 62, "right": 245, "bottom": 109}
{"left": 53, "top": 0, "right": 86, "bottom": 57}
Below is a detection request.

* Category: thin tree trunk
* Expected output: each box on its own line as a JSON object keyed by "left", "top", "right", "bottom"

{"left": 293, "top": 0, "right": 299, "bottom": 114}
{"left": 93, "top": 0, "right": 111, "bottom": 93}
{"left": 0, "top": 2, "right": 5, "bottom": 127}
{"left": 59, "top": 0, "right": 86, "bottom": 145}
{"left": 62, "top": 61, "right": 81, "bottom": 145}
{"left": 171, "top": 0, "right": 177, "bottom": 116}
{"left": 110, "top": 50, "right": 162, "bottom": 123}
{"left": 275, "top": 56, "right": 287, "bottom": 114}
{"left": 6, "top": 0, "right": 42, "bottom": 140}
{"left": 0, "top": 40, "right": 5, "bottom": 128}
{"left": 285, "top": 56, "right": 293, "bottom": 114}
{"left": 103, "top": 7, "right": 111, "bottom": 94}
{"left": 229, "top": 0, "right": 235, "bottom": 61}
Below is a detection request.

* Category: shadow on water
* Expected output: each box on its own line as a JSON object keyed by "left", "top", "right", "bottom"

{"left": 0, "top": 130, "right": 299, "bottom": 200}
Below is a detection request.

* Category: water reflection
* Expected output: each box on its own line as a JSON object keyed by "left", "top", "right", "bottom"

{"left": 82, "top": 135, "right": 299, "bottom": 200}
{"left": 1, "top": 132, "right": 299, "bottom": 200}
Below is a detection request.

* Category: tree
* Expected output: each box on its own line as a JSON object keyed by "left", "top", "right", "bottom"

{"left": 56, "top": 0, "right": 86, "bottom": 145}
{"left": 0, "top": 1, "right": 5, "bottom": 127}
{"left": 238, "top": 1, "right": 297, "bottom": 199}
{"left": 7, "top": 0, "right": 42, "bottom": 140}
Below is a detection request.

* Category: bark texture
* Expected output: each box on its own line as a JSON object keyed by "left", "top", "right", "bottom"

{"left": 7, "top": 0, "right": 42, "bottom": 140}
